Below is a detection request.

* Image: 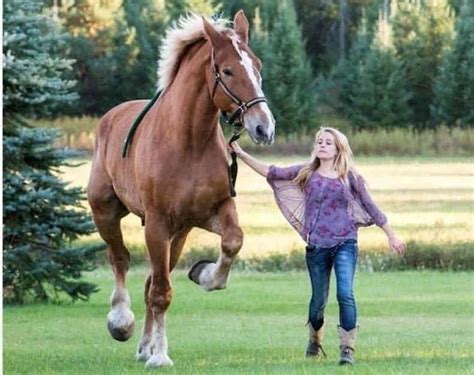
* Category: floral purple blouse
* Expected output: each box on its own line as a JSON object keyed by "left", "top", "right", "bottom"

{"left": 266, "top": 164, "right": 387, "bottom": 248}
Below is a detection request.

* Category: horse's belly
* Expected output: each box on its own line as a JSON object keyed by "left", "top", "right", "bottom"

{"left": 113, "top": 182, "right": 145, "bottom": 217}
{"left": 170, "top": 184, "right": 229, "bottom": 225}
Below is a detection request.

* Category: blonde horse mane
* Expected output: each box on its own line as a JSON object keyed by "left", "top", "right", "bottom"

{"left": 157, "top": 14, "right": 229, "bottom": 91}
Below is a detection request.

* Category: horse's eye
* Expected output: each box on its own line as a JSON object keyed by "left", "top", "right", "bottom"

{"left": 222, "top": 68, "right": 233, "bottom": 77}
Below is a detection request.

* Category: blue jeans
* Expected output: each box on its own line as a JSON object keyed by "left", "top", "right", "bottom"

{"left": 305, "top": 239, "right": 358, "bottom": 331}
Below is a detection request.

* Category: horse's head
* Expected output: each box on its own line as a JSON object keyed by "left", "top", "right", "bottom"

{"left": 203, "top": 11, "right": 275, "bottom": 146}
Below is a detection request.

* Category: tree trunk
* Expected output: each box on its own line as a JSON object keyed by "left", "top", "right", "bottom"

{"left": 339, "top": 0, "right": 347, "bottom": 61}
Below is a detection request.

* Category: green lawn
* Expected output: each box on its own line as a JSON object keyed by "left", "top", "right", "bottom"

{"left": 4, "top": 269, "right": 474, "bottom": 374}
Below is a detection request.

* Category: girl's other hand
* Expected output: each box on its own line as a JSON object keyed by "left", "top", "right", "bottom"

{"left": 388, "top": 235, "right": 406, "bottom": 256}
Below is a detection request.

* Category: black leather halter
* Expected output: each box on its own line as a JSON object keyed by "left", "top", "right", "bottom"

{"left": 210, "top": 50, "right": 268, "bottom": 197}
{"left": 210, "top": 51, "right": 267, "bottom": 128}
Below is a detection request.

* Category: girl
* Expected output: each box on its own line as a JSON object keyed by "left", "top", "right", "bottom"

{"left": 229, "top": 127, "right": 406, "bottom": 365}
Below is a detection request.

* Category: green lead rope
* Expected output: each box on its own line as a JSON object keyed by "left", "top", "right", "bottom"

{"left": 122, "top": 89, "right": 163, "bottom": 158}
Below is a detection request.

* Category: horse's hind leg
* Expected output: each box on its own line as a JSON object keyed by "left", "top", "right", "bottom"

{"left": 189, "top": 198, "right": 243, "bottom": 291}
{"left": 88, "top": 173, "right": 135, "bottom": 342}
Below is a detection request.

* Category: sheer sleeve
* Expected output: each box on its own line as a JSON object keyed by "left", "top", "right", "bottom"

{"left": 350, "top": 172, "right": 387, "bottom": 227}
{"left": 266, "top": 164, "right": 305, "bottom": 182}
{"left": 266, "top": 164, "right": 306, "bottom": 239}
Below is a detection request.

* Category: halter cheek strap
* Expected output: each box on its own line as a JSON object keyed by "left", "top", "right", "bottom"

{"left": 210, "top": 50, "right": 267, "bottom": 128}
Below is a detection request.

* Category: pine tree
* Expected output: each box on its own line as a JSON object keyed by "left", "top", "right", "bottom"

{"left": 348, "top": 10, "right": 412, "bottom": 130}
{"left": 59, "top": 0, "right": 166, "bottom": 115}
{"left": 432, "top": 0, "right": 474, "bottom": 128}
{"left": 165, "top": 0, "right": 218, "bottom": 22}
{"left": 3, "top": 0, "right": 103, "bottom": 304}
{"left": 251, "top": 0, "right": 318, "bottom": 136}
{"left": 317, "top": 12, "right": 412, "bottom": 131}
{"left": 392, "top": 0, "right": 454, "bottom": 129}
{"left": 316, "top": 19, "right": 372, "bottom": 119}
{"left": 109, "top": 0, "right": 166, "bottom": 103}
{"left": 348, "top": 48, "right": 412, "bottom": 130}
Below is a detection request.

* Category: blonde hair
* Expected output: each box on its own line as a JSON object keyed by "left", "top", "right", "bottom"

{"left": 294, "top": 127, "right": 356, "bottom": 189}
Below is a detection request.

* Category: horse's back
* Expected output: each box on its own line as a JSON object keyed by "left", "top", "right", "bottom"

{"left": 89, "top": 100, "right": 151, "bottom": 213}
{"left": 95, "top": 100, "right": 149, "bottom": 159}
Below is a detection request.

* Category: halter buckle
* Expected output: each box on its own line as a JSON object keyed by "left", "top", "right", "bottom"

{"left": 238, "top": 103, "right": 248, "bottom": 113}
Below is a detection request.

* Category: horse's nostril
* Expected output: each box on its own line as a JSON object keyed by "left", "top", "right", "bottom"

{"left": 256, "top": 125, "right": 265, "bottom": 138}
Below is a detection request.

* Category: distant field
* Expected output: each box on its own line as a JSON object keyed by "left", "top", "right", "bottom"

{"left": 35, "top": 117, "right": 474, "bottom": 157}
{"left": 63, "top": 156, "right": 474, "bottom": 259}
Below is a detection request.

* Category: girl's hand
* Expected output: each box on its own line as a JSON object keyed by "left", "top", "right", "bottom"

{"left": 388, "top": 235, "right": 406, "bottom": 256}
{"left": 228, "top": 141, "right": 244, "bottom": 157}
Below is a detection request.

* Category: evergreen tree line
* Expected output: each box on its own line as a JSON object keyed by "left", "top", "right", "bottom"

{"left": 317, "top": 0, "right": 474, "bottom": 130}
{"left": 49, "top": 0, "right": 473, "bottom": 133}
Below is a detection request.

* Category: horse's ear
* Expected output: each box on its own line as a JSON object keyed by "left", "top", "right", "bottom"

{"left": 202, "top": 17, "right": 226, "bottom": 48}
{"left": 234, "top": 10, "right": 249, "bottom": 44}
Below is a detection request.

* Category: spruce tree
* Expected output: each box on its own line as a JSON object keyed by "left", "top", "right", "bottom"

{"left": 432, "top": 0, "right": 474, "bottom": 128}
{"left": 316, "top": 20, "right": 372, "bottom": 119}
{"left": 347, "top": 11, "right": 412, "bottom": 130}
{"left": 317, "top": 13, "right": 411, "bottom": 131}
{"left": 392, "top": 0, "right": 454, "bottom": 129}
{"left": 60, "top": 0, "right": 166, "bottom": 115}
{"left": 165, "top": 0, "right": 218, "bottom": 22}
{"left": 348, "top": 47, "right": 412, "bottom": 130}
{"left": 3, "top": 0, "right": 102, "bottom": 304}
{"left": 251, "top": 0, "right": 318, "bottom": 136}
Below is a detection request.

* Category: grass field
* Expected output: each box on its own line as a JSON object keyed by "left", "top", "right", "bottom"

{"left": 4, "top": 269, "right": 473, "bottom": 374}
{"left": 63, "top": 156, "right": 474, "bottom": 259}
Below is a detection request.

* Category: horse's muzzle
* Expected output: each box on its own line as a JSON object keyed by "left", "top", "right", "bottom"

{"left": 254, "top": 124, "right": 274, "bottom": 145}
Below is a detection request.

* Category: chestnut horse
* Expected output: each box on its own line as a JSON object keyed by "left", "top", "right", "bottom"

{"left": 87, "top": 11, "right": 275, "bottom": 368}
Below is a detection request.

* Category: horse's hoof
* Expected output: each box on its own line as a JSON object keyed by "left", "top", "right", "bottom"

{"left": 107, "top": 308, "right": 135, "bottom": 342}
{"left": 145, "top": 354, "right": 174, "bottom": 368}
{"left": 188, "top": 259, "right": 215, "bottom": 285}
{"left": 136, "top": 344, "right": 152, "bottom": 362}
{"left": 108, "top": 320, "right": 135, "bottom": 341}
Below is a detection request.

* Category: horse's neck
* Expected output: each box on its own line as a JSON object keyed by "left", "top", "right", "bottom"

{"left": 158, "top": 42, "right": 221, "bottom": 154}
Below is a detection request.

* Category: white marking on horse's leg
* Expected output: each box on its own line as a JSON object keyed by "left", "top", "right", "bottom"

{"left": 198, "top": 253, "right": 233, "bottom": 291}
{"left": 145, "top": 313, "right": 173, "bottom": 368}
{"left": 136, "top": 321, "right": 156, "bottom": 362}
{"left": 107, "top": 288, "right": 135, "bottom": 340}
{"left": 136, "top": 301, "right": 156, "bottom": 362}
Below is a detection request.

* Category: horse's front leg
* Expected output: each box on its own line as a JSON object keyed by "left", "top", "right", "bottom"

{"left": 136, "top": 228, "right": 190, "bottom": 362}
{"left": 189, "top": 198, "right": 243, "bottom": 291}
{"left": 141, "top": 215, "right": 174, "bottom": 368}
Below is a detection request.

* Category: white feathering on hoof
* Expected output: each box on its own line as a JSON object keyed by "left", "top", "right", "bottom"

{"left": 145, "top": 354, "right": 174, "bottom": 368}
{"left": 135, "top": 343, "right": 152, "bottom": 362}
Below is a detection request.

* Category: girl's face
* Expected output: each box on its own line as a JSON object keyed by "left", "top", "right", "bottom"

{"left": 315, "top": 131, "right": 337, "bottom": 161}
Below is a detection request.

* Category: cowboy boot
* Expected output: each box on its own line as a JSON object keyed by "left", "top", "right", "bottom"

{"left": 305, "top": 324, "right": 326, "bottom": 358}
{"left": 338, "top": 326, "right": 357, "bottom": 365}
